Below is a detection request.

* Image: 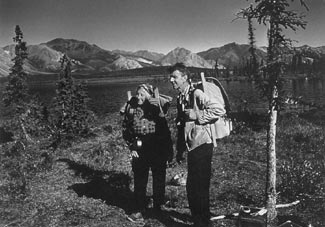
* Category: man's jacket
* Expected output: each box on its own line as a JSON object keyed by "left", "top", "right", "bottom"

{"left": 176, "top": 83, "right": 226, "bottom": 151}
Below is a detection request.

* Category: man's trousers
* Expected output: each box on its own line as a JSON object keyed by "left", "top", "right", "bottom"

{"left": 187, "top": 143, "right": 213, "bottom": 227}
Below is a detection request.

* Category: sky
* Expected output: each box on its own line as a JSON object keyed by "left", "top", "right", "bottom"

{"left": 0, "top": 0, "right": 324, "bottom": 54}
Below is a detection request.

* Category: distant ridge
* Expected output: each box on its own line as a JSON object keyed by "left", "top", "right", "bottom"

{"left": 160, "top": 47, "right": 213, "bottom": 68}
{"left": 0, "top": 38, "right": 325, "bottom": 77}
{"left": 197, "top": 42, "right": 266, "bottom": 67}
{"left": 111, "top": 55, "right": 142, "bottom": 70}
{"left": 0, "top": 48, "right": 12, "bottom": 76}
{"left": 45, "top": 38, "right": 116, "bottom": 71}
{"left": 112, "top": 49, "right": 164, "bottom": 62}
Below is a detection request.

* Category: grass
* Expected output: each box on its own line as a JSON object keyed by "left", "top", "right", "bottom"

{"left": 0, "top": 109, "right": 324, "bottom": 227}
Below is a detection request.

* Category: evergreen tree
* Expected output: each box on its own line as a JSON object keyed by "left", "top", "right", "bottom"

{"left": 0, "top": 26, "right": 50, "bottom": 198}
{"left": 247, "top": 5, "right": 258, "bottom": 78}
{"left": 297, "top": 53, "right": 303, "bottom": 73}
{"left": 2, "top": 25, "right": 28, "bottom": 111}
{"left": 291, "top": 53, "right": 297, "bottom": 73}
{"left": 238, "top": 1, "right": 308, "bottom": 226}
{"left": 1, "top": 25, "right": 35, "bottom": 142}
{"left": 51, "top": 54, "right": 94, "bottom": 139}
{"left": 214, "top": 58, "right": 219, "bottom": 77}
{"left": 233, "top": 65, "right": 238, "bottom": 77}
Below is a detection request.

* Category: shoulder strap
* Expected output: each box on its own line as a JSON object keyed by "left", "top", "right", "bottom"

{"left": 127, "top": 90, "right": 132, "bottom": 101}
{"left": 153, "top": 87, "right": 164, "bottom": 117}
{"left": 120, "top": 90, "right": 133, "bottom": 115}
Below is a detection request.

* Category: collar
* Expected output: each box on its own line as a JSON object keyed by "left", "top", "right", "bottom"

{"left": 178, "top": 84, "right": 194, "bottom": 105}
{"left": 179, "top": 84, "right": 191, "bottom": 97}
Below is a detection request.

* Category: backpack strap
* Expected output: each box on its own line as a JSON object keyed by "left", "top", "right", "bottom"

{"left": 154, "top": 87, "right": 165, "bottom": 117}
{"left": 120, "top": 90, "right": 133, "bottom": 115}
{"left": 127, "top": 90, "right": 132, "bottom": 101}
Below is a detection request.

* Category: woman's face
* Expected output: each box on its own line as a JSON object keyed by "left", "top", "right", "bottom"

{"left": 136, "top": 87, "right": 151, "bottom": 105}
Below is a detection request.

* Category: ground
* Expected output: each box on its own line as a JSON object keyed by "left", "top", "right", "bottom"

{"left": 0, "top": 110, "right": 324, "bottom": 227}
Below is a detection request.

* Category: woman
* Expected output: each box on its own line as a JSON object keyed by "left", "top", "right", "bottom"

{"left": 121, "top": 83, "right": 173, "bottom": 222}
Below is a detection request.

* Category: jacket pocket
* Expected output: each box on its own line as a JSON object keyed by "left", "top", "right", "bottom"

{"left": 186, "top": 123, "right": 209, "bottom": 149}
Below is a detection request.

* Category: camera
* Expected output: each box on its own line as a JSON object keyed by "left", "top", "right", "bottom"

{"left": 132, "top": 137, "right": 142, "bottom": 150}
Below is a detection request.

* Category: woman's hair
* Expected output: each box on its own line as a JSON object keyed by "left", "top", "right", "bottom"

{"left": 136, "top": 83, "right": 154, "bottom": 96}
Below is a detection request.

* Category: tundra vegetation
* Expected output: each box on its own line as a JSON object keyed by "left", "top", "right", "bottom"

{"left": 0, "top": 14, "right": 325, "bottom": 227}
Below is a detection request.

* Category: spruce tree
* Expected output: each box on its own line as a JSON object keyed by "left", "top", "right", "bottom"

{"left": 247, "top": 5, "right": 258, "bottom": 79}
{"left": 52, "top": 54, "right": 94, "bottom": 140}
{"left": 3, "top": 25, "right": 28, "bottom": 111}
{"left": 1, "top": 25, "right": 49, "bottom": 198}
{"left": 238, "top": 1, "right": 308, "bottom": 226}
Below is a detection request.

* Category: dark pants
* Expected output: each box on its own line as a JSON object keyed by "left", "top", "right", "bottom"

{"left": 132, "top": 153, "right": 166, "bottom": 211}
{"left": 187, "top": 143, "right": 213, "bottom": 227}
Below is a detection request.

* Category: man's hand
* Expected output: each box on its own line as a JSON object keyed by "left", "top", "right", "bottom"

{"left": 167, "top": 160, "right": 176, "bottom": 168}
{"left": 184, "top": 108, "right": 197, "bottom": 120}
{"left": 167, "top": 154, "right": 173, "bottom": 164}
{"left": 148, "top": 97, "right": 160, "bottom": 106}
{"left": 131, "top": 150, "right": 139, "bottom": 158}
{"left": 176, "top": 152, "right": 185, "bottom": 164}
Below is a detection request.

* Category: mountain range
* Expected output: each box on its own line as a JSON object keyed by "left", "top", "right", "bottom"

{"left": 1, "top": 38, "right": 324, "bottom": 77}
{"left": 197, "top": 42, "right": 267, "bottom": 67}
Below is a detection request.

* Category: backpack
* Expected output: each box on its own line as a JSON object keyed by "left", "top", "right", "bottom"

{"left": 193, "top": 73, "right": 233, "bottom": 145}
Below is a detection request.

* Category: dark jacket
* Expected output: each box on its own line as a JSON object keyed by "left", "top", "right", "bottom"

{"left": 122, "top": 97, "right": 173, "bottom": 162}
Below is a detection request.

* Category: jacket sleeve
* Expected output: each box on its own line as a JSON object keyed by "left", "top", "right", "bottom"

{"left": 193, "top": 89, "right": 226, "bottom": 125}
{"left": 121, "top": 102, "right": 135, "bottom": 147}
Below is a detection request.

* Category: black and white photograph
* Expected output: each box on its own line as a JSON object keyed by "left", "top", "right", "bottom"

{"left": 0, "top": 0, "right": 324, "bottom": 226}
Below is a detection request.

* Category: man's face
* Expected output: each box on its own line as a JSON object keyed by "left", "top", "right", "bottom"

{"left": 169, "top": 70, "right": 188, "bottom": 92}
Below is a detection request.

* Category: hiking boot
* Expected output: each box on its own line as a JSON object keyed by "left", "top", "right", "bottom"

{"left": 127, "top": 212, "right": 144, "bottom": 222}
{"left": 153, "top": 205, "right": 163, "bottom": 213}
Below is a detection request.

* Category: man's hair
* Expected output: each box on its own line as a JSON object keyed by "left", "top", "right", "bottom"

{"left": 168, "top": 62, "right": 190, "bottom": 76}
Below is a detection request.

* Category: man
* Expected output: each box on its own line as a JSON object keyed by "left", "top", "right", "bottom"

{"left": 168, "top": 63, "right": 226, "bottom": 227}
{"left": 121, "top": 83, "right": 173, "bottom": 222}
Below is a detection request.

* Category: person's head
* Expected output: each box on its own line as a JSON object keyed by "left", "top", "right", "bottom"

{"left": 136, "top": 83, "right": 153, "bottom": 105}
{"left": 168, "top": 63, "right": 190, "bottom": 93}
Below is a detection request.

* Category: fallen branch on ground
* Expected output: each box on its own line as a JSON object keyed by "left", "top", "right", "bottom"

{"left": 211, "top": 200, "right": 300, "bottom": 221}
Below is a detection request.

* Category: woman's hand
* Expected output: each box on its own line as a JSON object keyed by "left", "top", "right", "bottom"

{"left": 131, "top": 150, "right": 139, "bottom": 158}
{"left": 148, "top": 97, "right": 160, "bottom": 106}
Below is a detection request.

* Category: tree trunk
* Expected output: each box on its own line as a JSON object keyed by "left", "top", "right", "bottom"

{"left": 20, "top": 110, "right": 34, "bottom": 143}
{"left": 266, "top": 86, "right": 278, "bottom": 227}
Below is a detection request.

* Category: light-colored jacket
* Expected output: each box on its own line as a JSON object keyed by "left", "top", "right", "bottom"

{"left": 177, "top": 83, "right": 226, "bottom": 151}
